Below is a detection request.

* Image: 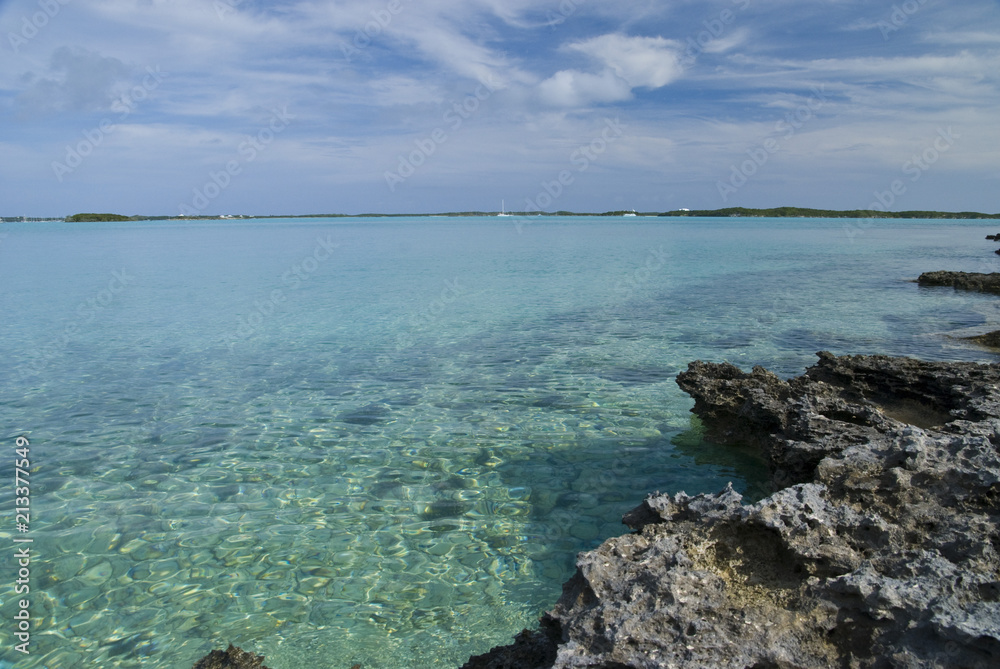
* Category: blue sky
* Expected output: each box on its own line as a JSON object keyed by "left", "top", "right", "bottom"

{"left": 1, "top": 0, "right": 998, "bottom": 216}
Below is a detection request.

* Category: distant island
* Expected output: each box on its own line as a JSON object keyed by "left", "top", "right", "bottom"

{"left": 3, "top": 207, "right": 999, "bottom": 222}
{"left": 656, "top": 206, "right": 1000, "bottom": 219}
{"left": 65, "top": 213, "right": 136, "bottom": 222}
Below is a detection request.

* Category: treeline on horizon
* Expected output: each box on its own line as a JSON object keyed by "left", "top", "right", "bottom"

{"left": 658, "top": 206, "right": 1000, "bottom": 219}
{"left": 7, "top": 208, "right": 998, "bottom": 223}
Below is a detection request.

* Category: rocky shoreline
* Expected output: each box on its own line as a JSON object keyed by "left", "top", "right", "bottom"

{"left": 196, "top": 265, "right": 1000, "bottom": 668}
{"left": 462, "top": 352, "right": 1000, "bottom": 668}
{"left": 195, "top": 352, "right": 1000, "bottom": 669}
{"left": 189, "top": 237, "right": 1000, "bottom": 669}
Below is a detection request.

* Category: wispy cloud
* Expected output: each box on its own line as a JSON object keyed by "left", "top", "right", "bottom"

{"left": 0, "top": 0, "right": 998, "bottom": 215}
{"left": 537, "top": 34, "right": 684, "bottom": 107}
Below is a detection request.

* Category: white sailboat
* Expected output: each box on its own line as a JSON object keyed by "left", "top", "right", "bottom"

{"left": 497, "top": 200, "right": 510, "bottom": 217}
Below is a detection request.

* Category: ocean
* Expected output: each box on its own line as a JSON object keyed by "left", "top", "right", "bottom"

{"left": 1, "top": 216, "right": 997, "bottom": 668}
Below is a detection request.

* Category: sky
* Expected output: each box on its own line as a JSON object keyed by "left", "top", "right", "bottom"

{"left": 0, "top": 0, "right": 998, "bottom": 217}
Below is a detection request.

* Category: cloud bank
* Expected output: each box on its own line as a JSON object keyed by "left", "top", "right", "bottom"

{"left": 0, "top": 0, "right": 996, "bottom": 215}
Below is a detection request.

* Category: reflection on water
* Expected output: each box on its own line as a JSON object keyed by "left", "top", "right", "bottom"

{"left": 1, "top": 217, "right": 997, "bottom": 668}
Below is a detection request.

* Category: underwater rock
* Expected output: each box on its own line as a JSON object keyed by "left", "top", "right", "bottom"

{"left": 461, "top": 627, "right": 559, "bottom": 669}
{"left": 192, "top": 644, "right": 271, "bottom": 669}
{"left": 917, "top": 270, "right": 1000, "bottom": 295}
{"left": 465, "top": 352, "right": 1000, "bottom": 668}
{"left": 966, "top": 330, "right": 1000, "bottom": 348}
{"left": 339, "top": 402, "right": 393, "bottom": 425}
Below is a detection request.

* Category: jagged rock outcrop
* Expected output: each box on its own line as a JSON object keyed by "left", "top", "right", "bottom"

{"left": 464, "top": 352, "right": 1000, "bottom": 669}
{"left": 675, "top": 351, "right": 997, "bottom": 486}
{"left": 918, "top": 270, "right": 1000, "bottom": 295}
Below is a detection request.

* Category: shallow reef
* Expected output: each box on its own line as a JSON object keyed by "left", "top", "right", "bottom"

{"left": 191, "top": 644, "right": 271, "bottom": 669}
{"left": 918, "top": 270, "right": 1000, "bottom": 348}
{"left": 465, "top": 351, "right": 1000, "bottom": 668}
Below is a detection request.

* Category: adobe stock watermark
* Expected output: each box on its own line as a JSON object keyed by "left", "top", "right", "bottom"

{"left": 717, "top": 85, "right": 828, "bottom": 202}
{"left": 340, "top": 0, "right": 412, "bottom": 62}
{"left": 14, "top": 268, "right": 135, "bottom": 381}
{"left": 844, "top": 126, "right": 960, "bottom": 242}
{"left": 12, "top": 435, "right": 34, "bottom": 655}
{"left": 51, "top": 66, "right": 166, "bottom": 182}
{"left": 225, "top": 236, "right": 339, "bottom": 350}
{"left": 680, "top": 0, "right": 752, "bottom": 68}
{"left": 384, "top": 75, "right": 503, "bottom": 192}
{"left": 876, "top": 0, "right": 929, "bottom": 40}
{"left": 512, "top": 117, "right": 626, "bottom": 234}
{"left": 7, "top": 0, "right": 71, "bottom": 54}
{"left": 546, "top": 0, "right": 586, "bottom": 28}
{"left": 179, "top": 106, "right": 294, "bottom": 216}
{"left": 613, "top": 246, "right": 670, "bottom": 300}
{"left": 214, "top": 0, "right": 248, "bottom": 21}
{"left": 408, "top": 279, "right": 466, "bottom": 328}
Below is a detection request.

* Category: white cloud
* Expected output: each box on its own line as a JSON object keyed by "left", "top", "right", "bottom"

{"left": 568, "top": 33, "right": 683, "bottom": 89}
{"left": 923, "top": 31, "right": 1000, "bottom": 46}
{"left": 700, "top": 27, "right": 750, "bottom": 55}
{"left": 537, "top": 69, "right": 632, "bottom": 107}
{"left": 536, "top": 33, "right": 683, "bottom": 107}
{"left": 3, "top": 0, "right": 1000, "bottom": 213}
{"left": 726, "top": 50, "right": 999, "bottom": 84}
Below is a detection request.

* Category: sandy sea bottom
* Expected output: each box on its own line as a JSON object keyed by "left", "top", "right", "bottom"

{"left": 1, "top": 217, "right": 998, "bottom": 667}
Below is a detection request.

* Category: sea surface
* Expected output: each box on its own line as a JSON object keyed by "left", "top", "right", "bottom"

{"left": 1, "top": 216, "right": 998, "bottom": 668}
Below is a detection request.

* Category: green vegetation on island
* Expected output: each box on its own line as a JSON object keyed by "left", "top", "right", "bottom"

{"left": 66, "top": 213, "right": 138, "bottom": 222}
{"left": 165, "top": 208, "right": 1000, "bottom": 219}
{"left": 657, "top": 206, "right": 1000, "bottom": 219}
{"left": 5, "top": 208, "right": 997, "bottom": 223}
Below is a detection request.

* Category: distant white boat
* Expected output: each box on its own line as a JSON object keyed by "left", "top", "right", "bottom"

{"left": 497, "top": 200, "right": 510, "bottom": 217}
{"left": 623, "top": 209, "right": 637, "bottom": 217}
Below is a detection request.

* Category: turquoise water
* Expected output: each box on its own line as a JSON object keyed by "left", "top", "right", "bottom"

{"left": 1, "top": 216, "right": 998, "bottom": 668}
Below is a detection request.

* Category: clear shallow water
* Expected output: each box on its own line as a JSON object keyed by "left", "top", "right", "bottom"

{"left": 0, "top": 216, "right": 998, "bottom": 668}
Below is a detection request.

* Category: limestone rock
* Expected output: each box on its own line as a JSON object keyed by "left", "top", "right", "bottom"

{"left": 465, "top": 353, "right": 1000, "bottom": 668}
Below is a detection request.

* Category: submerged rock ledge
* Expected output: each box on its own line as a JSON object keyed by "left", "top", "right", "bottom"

{"left": 917, "top": 270, "right": 1000, "bottom": 295}
{"left": 464, "top": 352, "right": 1000, "bottom": 668}
{"left": 917, "top": 271, "right": 1000, "bottom": 348}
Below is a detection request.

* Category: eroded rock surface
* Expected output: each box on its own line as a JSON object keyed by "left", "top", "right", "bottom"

{"left": 917, "top": 270, "right": 1000, "bottom": 295}
{"left": 465, "top": 352, "right": 1000, "bottom": 668}
{"left": 675, "top": 350, "right": 999, "bottom": 486}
